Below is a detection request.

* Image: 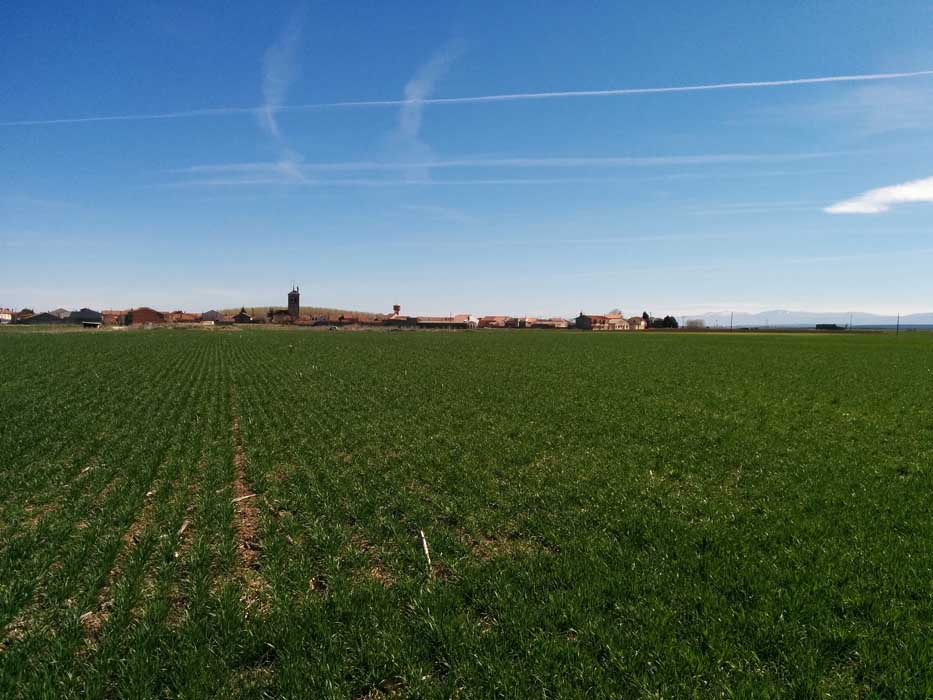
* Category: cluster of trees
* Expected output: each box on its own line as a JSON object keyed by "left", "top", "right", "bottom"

{"left": 642, "top": 311, "right": 679, "bottom": 329}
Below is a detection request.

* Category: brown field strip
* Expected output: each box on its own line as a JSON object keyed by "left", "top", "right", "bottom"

{"left": 229, "top": 393, "right": 268, "bottom": 612}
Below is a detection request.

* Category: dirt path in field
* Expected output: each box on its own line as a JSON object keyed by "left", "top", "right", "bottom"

{"left": 229, "top": 393, "right": 267, "bottom": 611}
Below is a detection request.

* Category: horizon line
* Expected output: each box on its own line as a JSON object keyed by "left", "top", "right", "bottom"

{"left": 4, "top": 306, "right": 931, "bottom": 320}
{"left": 2, "top": 69, "right": 932, "bottom": 127}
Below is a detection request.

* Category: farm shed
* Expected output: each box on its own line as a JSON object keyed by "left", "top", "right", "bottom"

{"left": 381, "top": 304, "right": 416, "bottom": 327}
{"left": 530, "top": 318, "right": 571, "bottom": 329}
{"left": 384, "top": 313, "right": 417, "bottom": 327}
{"left": 68, "top": 308, "right": 103, "bottom": 324}
{"left": 17, "top": 312, "right": 64, "bottom": 325}
{"left": 416, "top": 316, "right": 473, "bottom": 330}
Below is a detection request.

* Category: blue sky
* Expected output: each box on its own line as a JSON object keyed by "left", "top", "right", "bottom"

{"left": 2, "top": 1, "right": 932, "bottom": 316}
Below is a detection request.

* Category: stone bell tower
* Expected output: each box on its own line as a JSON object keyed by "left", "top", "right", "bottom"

{"left": 287, "top": 286, "right": 300, "bottom": 318}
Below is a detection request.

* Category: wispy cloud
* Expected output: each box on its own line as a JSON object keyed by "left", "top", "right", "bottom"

{"left": 156, "top": 176, "right": 644, "bottom": 189}
{"left": 763, "top": 82, "right": 933, "bottom": 136}
{"left": 391, "top": 42, "right": 464, "bottom": 181}
{"left": 254, "top": 8, "right": 309, "bottom": 184}
{"left": 825, "top": 176, "right": 933, "bottom": 214}
{"left": 687, "top": 200, "right": 822, "bottom": 215}
{"left": 259, "top": 8, "right": 305, "bottom": 140}
{"left": 178, "top": 150, "right": 840, "bottom": 175}
{"left": 4, "top": 69, "right": 931, "bottom": 127}
{"left": 849, "top": 84, "right": 933, "bottom": 134}
{"left": 424, "top": 231, "right": 743, "bottom": 248}
{"left": 162, "top": 150, "right": 848, "bottom": 189}
{"left": 400, "top": 44, "right": 462, "bottom": 140}
{"left": 162, "top": 151, "right": 848, "bottom": 187}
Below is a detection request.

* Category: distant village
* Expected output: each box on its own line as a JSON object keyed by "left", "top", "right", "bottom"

{"left": 0, "top": 286, "right": 684, "bottom": 331}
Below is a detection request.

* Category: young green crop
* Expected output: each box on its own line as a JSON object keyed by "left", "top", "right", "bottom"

{"left": 1, "top": 328, "right": 931, "bottom": 698}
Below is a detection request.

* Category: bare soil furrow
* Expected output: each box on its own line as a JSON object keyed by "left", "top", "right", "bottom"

{"left": 229, "top": 392, "right": 268, "bottom": 613}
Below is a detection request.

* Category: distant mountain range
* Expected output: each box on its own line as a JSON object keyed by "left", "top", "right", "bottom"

{"left": 685, "top": 310, "right": 933, "bottom": 328}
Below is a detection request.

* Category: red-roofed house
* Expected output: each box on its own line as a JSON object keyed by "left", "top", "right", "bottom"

{"left": 127, "top": 307, "right": 166, "bottom": 325}
{"left": 102, "top": 310, "right": 127, "bottom": 326}
{"left": 575, "top": 313, "right": 610, "bottom": 331}
{"left": 168, "top": 311, "right": 200, "bottom": 323}
{"left": 479, "top": 315, "right": 518, "bottom": 328}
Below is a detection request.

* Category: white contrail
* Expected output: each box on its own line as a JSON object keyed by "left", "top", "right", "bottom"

{"left": 179, "top": 151, "right": 839, "bottom": 174}
{"left": 1, "top": 106, "right": 258, "bottom": 126}
{"left": 3, "top": 69, "right": 932, "bottom": 127}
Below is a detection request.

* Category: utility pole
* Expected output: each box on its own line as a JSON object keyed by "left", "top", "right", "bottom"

{"left": 896, "top": 312, "right": 900, "bottom": 335}
{"left": 730, "top": 312, "right": 734, "bottom": 332}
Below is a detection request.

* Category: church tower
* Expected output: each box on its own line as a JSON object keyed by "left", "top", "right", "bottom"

{"left": 288, "top": 286, "right": 300, "bottom": 318}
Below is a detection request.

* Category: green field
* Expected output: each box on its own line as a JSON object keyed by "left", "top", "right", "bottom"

{"left": 1, "top": 328, "right": 931, "bottom": 698}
